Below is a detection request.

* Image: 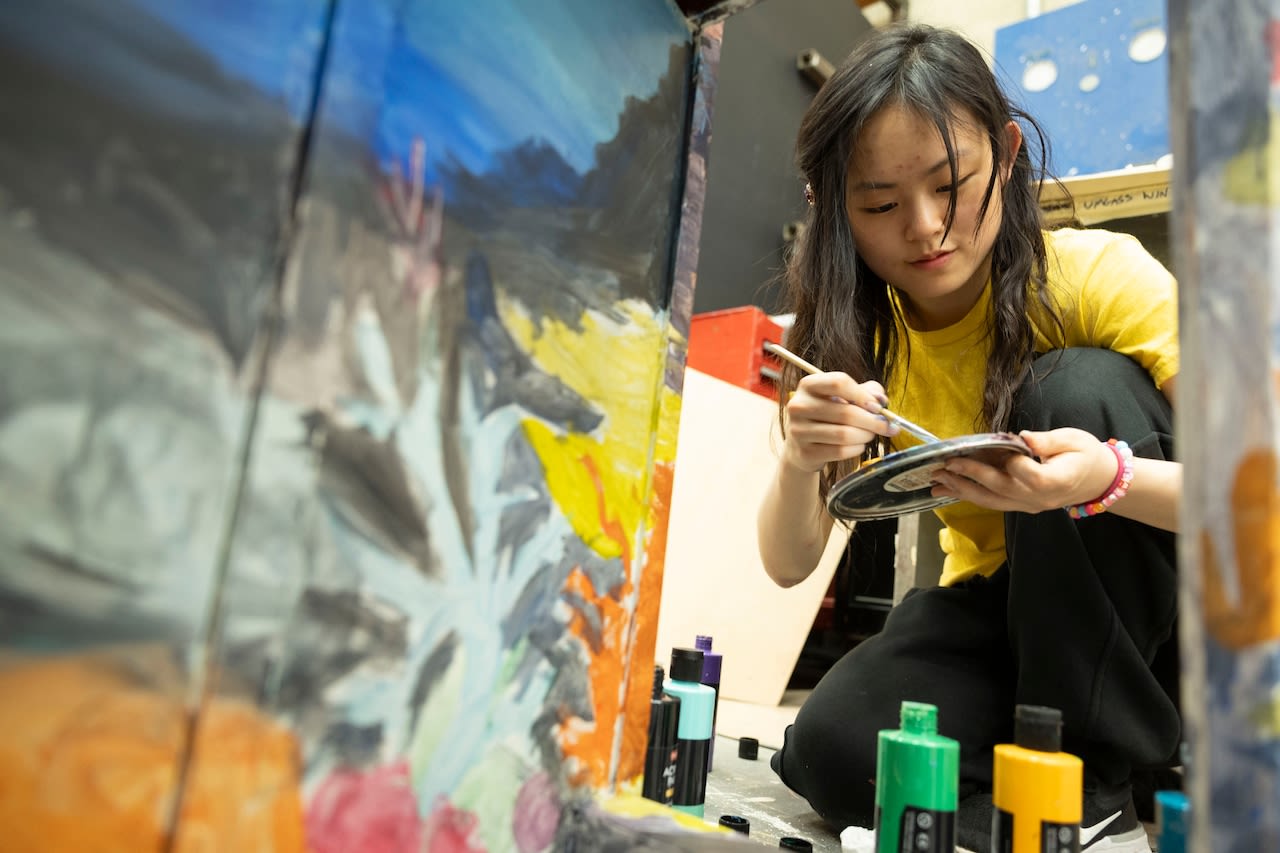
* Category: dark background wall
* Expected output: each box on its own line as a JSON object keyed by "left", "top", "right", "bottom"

{"left": 695, "top": 0, "right": 873, "bottom": 314}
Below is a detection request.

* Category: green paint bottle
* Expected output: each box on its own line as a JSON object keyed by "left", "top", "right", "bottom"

{"left": 874, "top": 701, "right": 959, "bottom": 853}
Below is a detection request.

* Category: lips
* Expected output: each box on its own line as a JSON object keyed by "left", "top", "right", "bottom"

{"left": 910, "top": 250, "right": 954, "bottom": 269}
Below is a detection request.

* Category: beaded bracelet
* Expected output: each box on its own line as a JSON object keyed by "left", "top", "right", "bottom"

{"left": 1066, "top": 439, "right": 1134, "bottom": 519}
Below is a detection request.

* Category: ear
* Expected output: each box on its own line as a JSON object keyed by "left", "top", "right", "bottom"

{"left": 999, "top": 120, "right": 1023, "bottom": 184}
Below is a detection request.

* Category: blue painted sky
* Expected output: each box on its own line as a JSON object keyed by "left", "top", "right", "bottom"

{"left": 127, "top": 0, "right": 690, "bottom": 180}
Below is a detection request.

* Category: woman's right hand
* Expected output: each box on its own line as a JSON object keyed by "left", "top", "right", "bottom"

{"left": 782, "top": 372, "right": 899, "bottom": 473}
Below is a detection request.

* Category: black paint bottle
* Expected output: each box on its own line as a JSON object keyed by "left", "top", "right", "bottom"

{"left": 641, "top": 664, "right": 680, "bottom": 804}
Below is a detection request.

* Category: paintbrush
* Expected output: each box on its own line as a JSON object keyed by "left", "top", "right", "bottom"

{"left": 763, "top": 341, "right": 942, "bottom": 445}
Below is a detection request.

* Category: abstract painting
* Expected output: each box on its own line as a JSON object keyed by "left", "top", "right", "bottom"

{"left": 0, "top": 0, "right": 709, "bottom": 850}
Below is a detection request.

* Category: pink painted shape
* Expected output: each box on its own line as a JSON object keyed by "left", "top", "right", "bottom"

{"left": 305, "top": 761, "right": 423, "bottom": 853}
{"left": 512, "top": 772, "right": 560, "bottom": 853}
{"left": 422, "top": 796, "right": 487, "bottom": 853}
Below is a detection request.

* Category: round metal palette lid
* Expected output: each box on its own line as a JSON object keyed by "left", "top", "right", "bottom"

{"left": 826, "top": 432, "right": 1033, "bottom": 520}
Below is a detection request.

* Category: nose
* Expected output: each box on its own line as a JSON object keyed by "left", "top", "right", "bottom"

{"left": 903, "top": 194, "right": 947, "bottom": 244}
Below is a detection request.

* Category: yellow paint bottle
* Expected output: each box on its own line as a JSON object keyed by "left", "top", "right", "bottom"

{"left": 992, "top": 705, "right": 1083, "bottom": 853}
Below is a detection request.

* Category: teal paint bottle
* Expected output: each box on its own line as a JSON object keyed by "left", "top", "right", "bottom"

{"left": 665, "top": 647, "right": 715, "bottom": 818}
{"left": 873, "top": 701, "right": 959, "bottom": 853}
{"left": 1156, "top": 790, "right": 1189, "bottom": 853}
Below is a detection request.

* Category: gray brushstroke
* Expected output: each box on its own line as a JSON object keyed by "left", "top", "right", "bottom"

{"left": 301, "top": 409, "right": 436, "bottom": 578}
{"left": 461, "top": 251, "right": 604, "bottom": 434}
{"left": 408, "top": 630, "right": 459, "bottom": 733}
{"left": 0, "top": 0, "right": 301, "bottom": 368}
{"left": 322, "top": 721, "right": 384, "bottom": 769}
{"left": 245, "top": 586, "right": 409, "bottom": 713}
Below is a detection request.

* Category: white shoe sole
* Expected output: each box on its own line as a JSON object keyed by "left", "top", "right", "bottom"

{"left": 958, "top": 826, "right": 1151, "bottom": 853}
{"left": 1082, "top": 825, "right": 1152, "bottom": 852}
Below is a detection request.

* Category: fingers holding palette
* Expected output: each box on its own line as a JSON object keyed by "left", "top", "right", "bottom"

{"left": 826, "top": 433, "right": 1033, "bottom": 520}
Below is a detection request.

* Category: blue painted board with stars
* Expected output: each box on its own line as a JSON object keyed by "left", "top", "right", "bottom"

{"left": 994, "top": 0, "right": 1169, "bottom": 177}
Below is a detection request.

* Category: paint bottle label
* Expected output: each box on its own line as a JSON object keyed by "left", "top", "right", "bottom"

{"left": 662, "top": 748, "right": 678, "bottom": 796}
{"left": 992, "top": 809, "right": 1081, "bottom": 853}
{"left": 875, "top": 805, "right": 955, "bottom": 852}
{"left": 642, "top": 740, "right": 679, "bottom": 804}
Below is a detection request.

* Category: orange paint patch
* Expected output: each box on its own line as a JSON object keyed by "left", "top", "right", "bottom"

{"left": 552, "top": 451, "right": 636, "bottom": 787}
{"left": 1202, "top": 448, "right": 1280, "bottom": 649}
{"left": 558, "top": 566, "right": 629, "bottom": 788}
{"left": 175, "top": 703, "right": 306, "bottom": 852}
{"left": 0, "top": 653, "right": 304, "bottom": 853}
{"left": 617, "top": 459, "right": 675, "bottom": 784}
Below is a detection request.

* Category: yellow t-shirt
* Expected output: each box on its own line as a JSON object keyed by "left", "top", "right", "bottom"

{"left": 882, "top": 227, "right": 1179, "bottom": 586}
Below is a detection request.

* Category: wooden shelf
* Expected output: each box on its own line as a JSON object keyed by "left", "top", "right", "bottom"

{"left": 1039, "top": 161, "right": 1172, "bottom": 225}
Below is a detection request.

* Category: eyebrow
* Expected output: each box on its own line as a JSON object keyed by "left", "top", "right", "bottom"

{"left": 850, "top": 151, "right": 968, "bottom": 192}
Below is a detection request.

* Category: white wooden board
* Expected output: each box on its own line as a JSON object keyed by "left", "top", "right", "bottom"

{"left": 656, "top": 368, "right": 848, "bottom": 707}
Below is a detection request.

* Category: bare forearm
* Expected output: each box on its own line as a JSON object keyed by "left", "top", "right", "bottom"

{"left": 758, "top": 461, "right": 835, "bottom": 587}
{"left": 1109, "top": 457, "right": 1181, "bottom": 532}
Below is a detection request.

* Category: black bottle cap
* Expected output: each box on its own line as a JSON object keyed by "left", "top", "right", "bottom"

{"left": 779, "top": 838, "right": 812, "bottom": 851}
{"left": 1014, "top": 704, "right": 1063, "bottom": 753}
{"left": 738, "top": 736, "right": 759, "bottom": 760}
{"left": 718, "top": 815, "right": 750, "bottom": 834}
{"left": 651, "top": 664, "right": 665, "bottom": 700}
{"left": 669, "top": 647, "right": 704, "bottom": 682}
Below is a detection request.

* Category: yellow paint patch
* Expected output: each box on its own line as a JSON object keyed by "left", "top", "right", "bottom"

{"left": 1222, "top": 105, "right": 1280, "bottom": 206}
{"left": 503, "top": 298, "right": 667, "bottom": 561}
{"left": 502, "top": 297, "right": 692, "bottom": 793}
{"left": 1249, "top": 688, "right": 1280, "bottom": 740}
{"left": 599, "top": 791, "right": 732, "bottom": 834}
{"left": 651, "top": 384, "right": 683, "bottom": 468}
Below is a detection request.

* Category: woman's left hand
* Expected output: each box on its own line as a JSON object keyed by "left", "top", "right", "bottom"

{"left": 929, "top": 428, "right": 1119, "bottom": 514}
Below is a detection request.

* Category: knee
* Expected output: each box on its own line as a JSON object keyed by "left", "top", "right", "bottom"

{"left": 1010, "top": 348, "right": 1158, "bottom": 435}
{"left": 775, "top": 702, "right": 878, "bottom": 828}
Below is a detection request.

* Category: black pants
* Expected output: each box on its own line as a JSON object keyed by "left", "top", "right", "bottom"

{"left": 770, "top": 349, "right": 1181, "bottom": 829}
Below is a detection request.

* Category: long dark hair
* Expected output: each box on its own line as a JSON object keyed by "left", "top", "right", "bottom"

{"left": 781, "top": 23, "right": 1065, "bottom": 499}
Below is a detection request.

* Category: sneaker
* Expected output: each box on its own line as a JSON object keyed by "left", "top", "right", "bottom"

{"left": 955, "top": 789, "right": 1152, "bottom": 853}
{"left": 1080, "top": 795, "right": 1150, "bottom": 852}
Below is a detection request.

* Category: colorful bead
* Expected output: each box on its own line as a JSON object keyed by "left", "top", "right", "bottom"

{"left": 1066, "top": 439, "right": 1133, "bottom": 519}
